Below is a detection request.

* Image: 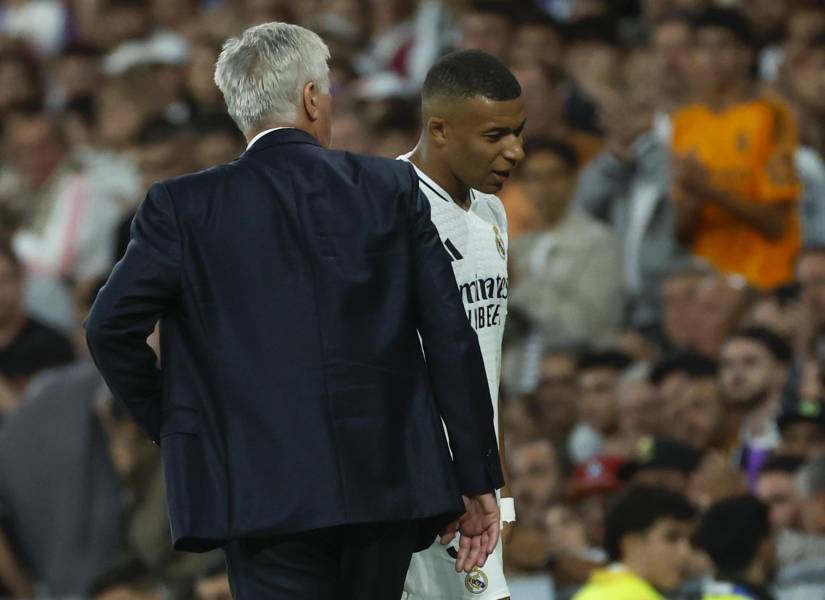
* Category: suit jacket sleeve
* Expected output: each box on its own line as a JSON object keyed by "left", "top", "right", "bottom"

{"left": 405, "top": 165, "right": 505, "bottom": 496}
{"left": 85, "top": 182, "right": 182, "bottom": 443}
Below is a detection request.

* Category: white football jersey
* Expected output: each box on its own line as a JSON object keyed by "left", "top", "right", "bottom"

{"left": 398, "top": 156, "right": 511, "bottom": 599}
{"left": 400, "top": 155, "right": 508, "bottom": 436}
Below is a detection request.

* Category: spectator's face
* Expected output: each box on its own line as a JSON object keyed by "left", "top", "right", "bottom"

{"left": 460, "top": 12, "right": 511, "bottom": 60}
{"left": 533, "top": 353, "right": 579, "bottom": 442}
{"left": 617, "top": 380, "right": 659, "bottom": 438}
{"left": 662, "top": 272, "right": 702, "bottom": 349}
{"left": 195, "top": 573, "right": 232, "bottom": 600}
{"left": 574, "top": 492, "right": 610, "bottom": 546}
{"left": 579, "top": 367, "right": 619, "bottom": 434}
{"left": 6, "top": 116, "right": 66, "bottom": 190}
{"left": 801, "top": 492, "right": 825, "bottom": 535}
{"left": 441, "top": 96, "right": 525, "bottom": 195}
{"left": 55, "top": 55, "right": 100, "bottom": 103}
{"left": 798, "top": 253, "right": 825, "bottom": 326}
{"left": 0, "top": 256, "right": 23, "bottom": 325}
{"left": 187, "top": 43, "right": 222, "bottom": 107}
{"left": 566, "top": 41, "right": 619, "bottom": 87}
{"left": 625, "top": 518, "right": 693, "bottom": 591}
{"left": 509, "top": 440, "right": 561, "bottom": 526}
{"left": 672, "top": 379, "right": 724, "bottom": 449}
{"left": 518, "top": 150, "right": 576, "bottom": 227}
{"left": 744, "top": 297, "right": 799, "bottom": 342}
{"left": 790, "top": 46, "right": 825, "bottom": 114}
{"left": 693, "top": 275, "right": 747, "bottom": 358}
{"left": 98, "top": 89, "right": 148, "bottom": 147}
{"left": 652, "top": 20, "right": 692, "bottom": 99}
{"left": 658, "top": 372, "right": 690, "bottom": 433}
{"left": 719, "top": 338, "right": 784, "bottom": 408}
{"left": 137, "top": 139, "right": 192, "bottom": 189}
{"left": 545, "top": 504, "right": 590, "bottom": 556}
{"left": 513, "top": 67, "right": 565, "bottom": 137}
{"left": 509, "top": 25, "right": 563, "bottom": 71}
{"left": 0, "top": 58, "right": 37, "bottom": 114}
{"left": 745, "top": 0, "right": 792, "bottom": 41}
{"left": 781, "top": 422, "right": 825, "bottom": 458}
{"left": 693, "top": 27, "right": 752, "bottom": 90}
{"left": 756, "top": 471, "right": 802, "bottom": 530}
{"left": 785, "top": 9, "right": 825, "bottom": 63}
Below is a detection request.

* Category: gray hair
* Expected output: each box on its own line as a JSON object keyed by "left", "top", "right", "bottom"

{"left": 214, "top": 22, "right": 330, "bottom": 135}
{"left": 796, "top": 454, "right": 825, "bottom": 498}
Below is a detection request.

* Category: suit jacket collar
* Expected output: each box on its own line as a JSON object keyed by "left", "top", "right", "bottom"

{"left": 243, "top": 128, "right": 322, "bottom": 156}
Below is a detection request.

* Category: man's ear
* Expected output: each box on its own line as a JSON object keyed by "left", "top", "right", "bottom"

{"left": 303, "top": 81, "right": 319, "bottom": 122}
{"left": 427, "top": 116, "right": 448, "bottom": 148}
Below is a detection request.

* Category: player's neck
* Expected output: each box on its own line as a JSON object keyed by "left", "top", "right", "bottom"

{"left": 409, "top": 145, "right": 472, "bottom": 210}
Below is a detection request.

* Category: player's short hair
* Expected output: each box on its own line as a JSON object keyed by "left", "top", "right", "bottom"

{"left": 692, "top": 7, "right": 753, "bottom": 47}
{"left": 421, "top": 50, "right": 521, "bottom": 104}
{"left": 523, "top": 137, "right": 579, "bottom": 171}
{"left": 726, "top": 326, "right": 792, "bottom": 365}
{"left": 696, "top": 495, "right": 770, "bottom": 576}
{"left": 605, "top": 485, "right": 696, "bottom": 562}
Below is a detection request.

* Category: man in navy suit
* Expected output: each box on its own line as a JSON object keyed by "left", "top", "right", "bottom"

{"left": 85, "top": 22, "right": 504, "bottom": 599}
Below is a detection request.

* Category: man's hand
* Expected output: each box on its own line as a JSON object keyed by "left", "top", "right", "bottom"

{"left": 439, "top": 493, "right": 500, "bottom": 573}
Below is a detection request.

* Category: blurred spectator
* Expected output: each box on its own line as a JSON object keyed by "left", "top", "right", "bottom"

{"left": 650, "top": 351, "right": 718, "bottom": 430}
{"left": 777, "top": 399, "right": 825, "bottom": 459}
{"left": 619, "top": 436, "right": 702, "bottom": 494}
{"left": 186, "top": 35, "right": 226, "bottom": 122}
{"left": 89, "top": 558, "right": 163, "bottom": 600}
{"left": 0, "top": 0, "right": 67, "bottom": 58}
{"left": 669, "top": 376, "right": 727, "bottom": 451}
{"left": 97, "top": 69, "right": 168, "bottom": 153}
{"left": 0, "top": 50, "right": 42, "bottom": 122}
{"left": 696, "top": 495, "right": 775, "bottom": 600}
{"left": 509, "top": 10, "right": 564, "bottom": 72}
{"left": 672, "top": 8, "right": 801, "bottom": 291}
{"left": 134, "top": 117, "right": 195, "bottom": 190}
{"left": 458, "top": 0, "right": 513, "bottom": 60}
{"left": 658, "top": 262, "right": 714, "bottom": 351}
{"left": 525, "top": 345, "right": 580, "bottom": 449}
{"left": 509, "top": 138, "right": 622, "bottom": 344}
{"left": 193, "top": 114, "right": 245, "bottom": 170}
{"left": 194, "top": 562, "right": 232, "bottom": 600}
{"left": 50, "top": 44, "right": 103, "bottom": 110}
{"left": 796, "top": 246, "right": 825, "bottom": 336}
{"left": 568, "top": 350, "right": 632, "bottom": 464}
{"left": 0, "top": 244, "right": 73, "bottom": 408}
{"left": 572, "top": 485, "right": 696, "bottom": 600}
{"left": 568, "top": 455, "right": 625, "bottom": 564}
{"left": 545, "top": 501, "right": 605, "bottom": 595}
{"left": 574, "top": 14, "right": 695, "bottom": 328}
{"left": 509, "top": 437, "right": 562, "bottom": 528}
{"left": 563, "top": 16, "right": 623, "bottom": 136}
{"left": 775, "top": 454, "right": 825, "bottom": 599}
{"left": 691, "top": 272, "right": 755, "bottom": 358}
{"left": 755, "top": 454, "right": 805, "bottom": 531}
{"left": 719, "top": 327, "right": 793, "bottom": 482}
{"left": 610, "top": 365, "right": 660, "bottom": 457}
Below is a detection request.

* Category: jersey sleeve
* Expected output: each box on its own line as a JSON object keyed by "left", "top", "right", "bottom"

{"left": 756, "top": 99, "right": 801, "bottom": 204}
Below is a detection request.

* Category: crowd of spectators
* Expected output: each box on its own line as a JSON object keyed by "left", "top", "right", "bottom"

{"left": 1, "top": 0, "right": 825, "bottom": 598}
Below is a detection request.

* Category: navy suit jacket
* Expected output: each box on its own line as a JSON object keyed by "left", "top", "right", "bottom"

{"left": 86, "top": 128, "right": 504, "bottom": 552}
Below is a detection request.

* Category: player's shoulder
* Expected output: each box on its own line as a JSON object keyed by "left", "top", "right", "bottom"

{"left": 470, "top": 190, "right": 508, "bottom": 232}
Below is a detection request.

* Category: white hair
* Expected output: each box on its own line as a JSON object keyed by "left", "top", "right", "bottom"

{"left": 214, "top": 22, "right": 330, "bottom": 135}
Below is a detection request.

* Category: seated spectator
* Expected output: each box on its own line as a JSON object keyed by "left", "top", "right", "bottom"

{"left": 458, "top": 0, "right": 514, "bottom": 61}
{"left": 658, "top": 262, "right": 715, "bottom": 351}
{"left": 777, "top": 399, "right": 825, "bottom": 459}
{"left": 0, "top": 244, "right": 73, "bottom": 408}
{"left": 692, "top": 272, "right": 756, "bottom": 358}
{"left": 192, "top": 114, "right": 245, "bottom": 170}
{"left": 609, "top": 365, "right": 660, "bottom": 458}
{"left": 696, "top": 495, "right": 776, "bottom": 600}
{"left": 509, "top": 138, "right": 622, "bottom": 344}
{"left": 194, "top": 562, "right": 232, "bottom": 600}
{"left": 572, "top": 485, "right": 697, "bottom": 600}
{"left": 719, "top": 327, "right": 793, "bottom": 483}
{"left": 755, "top": 454, "right": 805, "bottom": 531}
{"left": 524, "top": 345, "right": 580, "bottom": 450}
{"left": 508, "top": 10, "right": 564, "bottom": 72}
{"left": 568, "top": 350, "right": 632, "bottom": 464}
{"left": 672, "top": 7, "right": 801, "bottom": 290}
{"left": 650, "top": 351, "right": 718, "bottom": 434}
{"left": 619, "top": 437, "right": 702, "bottom": 494}
{"left": 509, "top": 437, "right": 563, "bottom": 528}
{"left": 568, "top": 455, "right": 626, "bottom": 563}
{"left": 89, "top": 558, "right": 163, "bottom": 600}
{"left": 670, "top": 377, "right": 728, "bottom": 452}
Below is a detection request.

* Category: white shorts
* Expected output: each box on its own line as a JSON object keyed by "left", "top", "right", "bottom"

{"left": 402, "top": 499, "right": 515, "bottom": 599}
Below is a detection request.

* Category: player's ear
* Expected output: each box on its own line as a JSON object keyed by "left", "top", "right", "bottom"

{"left": 428, "top": 117, "right": 448, "bottom": 148}
{"left": 302, "top": 81, "right": 319, "bottom": 122}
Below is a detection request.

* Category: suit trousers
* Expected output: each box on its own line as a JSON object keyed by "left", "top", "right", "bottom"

{"left": 224, "top": 520, "right": 422, "bottom": 599}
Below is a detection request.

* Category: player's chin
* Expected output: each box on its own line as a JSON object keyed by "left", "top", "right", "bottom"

{"left": 479, "top": 179, "right": 504, "bottom": 194}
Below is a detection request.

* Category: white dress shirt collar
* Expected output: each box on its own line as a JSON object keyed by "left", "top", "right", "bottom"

{"left": 246, "top": 127, "right": 295, "bottom": 151}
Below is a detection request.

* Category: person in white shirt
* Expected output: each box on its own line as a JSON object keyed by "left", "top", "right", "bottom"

{"left": 398, "top": 49, "right": 524, "bottom": 600}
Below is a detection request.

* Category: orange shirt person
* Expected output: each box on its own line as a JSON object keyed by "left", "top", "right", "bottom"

{"left": 672, "top": 8, "right": 801, "bottom": 290}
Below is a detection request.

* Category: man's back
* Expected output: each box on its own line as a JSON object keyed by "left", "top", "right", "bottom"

{"left": 87, "top": 128, "right": 502, "bottom": 553}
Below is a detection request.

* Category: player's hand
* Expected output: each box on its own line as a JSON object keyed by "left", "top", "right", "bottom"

{"left": 454, "top": 493, "right": 500, "bottom": 573}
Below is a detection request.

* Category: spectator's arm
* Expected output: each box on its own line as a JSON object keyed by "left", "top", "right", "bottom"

{"left": 572, "top": 150, "right": 634, "bottom": 222}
